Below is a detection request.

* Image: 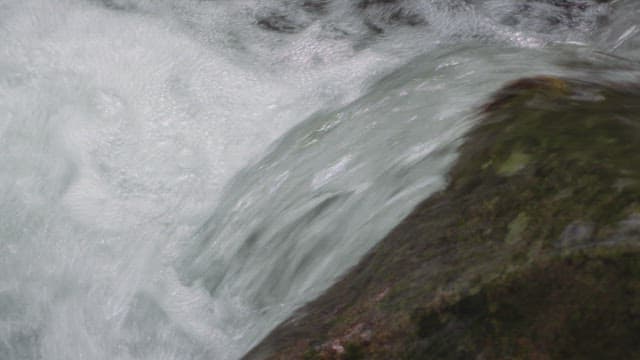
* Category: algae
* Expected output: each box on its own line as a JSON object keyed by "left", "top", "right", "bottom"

{"left": 505, "top": 212, "right": 529, "bottom": 245}
{"left": 497, "top": 151, "right": 531, "bottom": 176}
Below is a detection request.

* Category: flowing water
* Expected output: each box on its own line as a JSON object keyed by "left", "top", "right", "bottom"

{"left": 1, "top": 0, "right": 639, "bottom": 359}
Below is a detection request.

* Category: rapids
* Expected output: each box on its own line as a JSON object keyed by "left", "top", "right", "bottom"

{"left": 1, "top": 0, "right": 639, "bottom": 359}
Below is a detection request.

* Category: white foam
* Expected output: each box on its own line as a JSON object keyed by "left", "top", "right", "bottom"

{"left": 0, "top": 0, "right": 408, "bottom": 358}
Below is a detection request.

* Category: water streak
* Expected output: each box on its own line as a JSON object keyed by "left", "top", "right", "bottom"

{"left": 1, "top": 0, "right": 638, "bottom": 359}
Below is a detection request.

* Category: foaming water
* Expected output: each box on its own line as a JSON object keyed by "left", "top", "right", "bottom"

{"left": 1, "top": 0, "right": 639, "bottom": 359}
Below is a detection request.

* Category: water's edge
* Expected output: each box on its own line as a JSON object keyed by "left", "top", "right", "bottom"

{"left": 246, "top": 76, "right": 640, "bottom": 359}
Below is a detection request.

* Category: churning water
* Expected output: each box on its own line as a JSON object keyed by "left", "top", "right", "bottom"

{"left": 1, "top": 0, "right": 639, "bottom": 359}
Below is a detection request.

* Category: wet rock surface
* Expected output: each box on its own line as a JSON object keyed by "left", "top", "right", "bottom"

{"left": 492, "top": 0, "right": 611, "bottom": 32}
{"left": 245, "top": 77, "right": 640, "bottom": 359}
{"left": 254, "top": 0, "right": 430, "bottom": 35}
{"left": 252, "top": 0, "right": 611, "bottom": 35}
{"left": 257, "top": 12, "right": 310, "bottom": 34}
{"left": 356, "top": 0, "right": 428, "bottom": 32}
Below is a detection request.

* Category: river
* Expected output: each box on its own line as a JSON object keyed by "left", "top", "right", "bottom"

{"left": 1, "top": 0, "right": 639, "bottom": 359}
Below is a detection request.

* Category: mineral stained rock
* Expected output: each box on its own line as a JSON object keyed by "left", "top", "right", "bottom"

{"left": 245, "top": 77, "right": 640, "bottom": 359}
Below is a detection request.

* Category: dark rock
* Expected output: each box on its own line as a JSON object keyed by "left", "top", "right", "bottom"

{"left": 256, "top": 12, "right": 308, "bottom": 34}
{"left": 96, "top": 0, "right": 137, "bottom": 11}
{"left": 496, "top": 0, "right": 612, "bottom": 31}
{"left": 301, "top": 0, "right": 332, "bottom": 15}
{"left": 357, "top": 0, "right": 428, "bottom": 33}
{"left": 558, "top": 220, "right": 595, "bottom": 249}
{"left": 245, "top": 77, "right": 640, "bottom": 359}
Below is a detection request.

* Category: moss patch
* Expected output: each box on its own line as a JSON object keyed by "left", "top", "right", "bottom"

{"left": 497, "top": 151, "right": 531, "bottom": 176}
{"left": 506, "top": 212, "right": 529, "bottom": 245}
{"left": 408, "top": 249, "right": 640, "bottom": 359}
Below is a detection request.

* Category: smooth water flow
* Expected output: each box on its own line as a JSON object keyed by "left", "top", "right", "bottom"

{"left": 1, "top": 0, "right": 639, "bottom": 359}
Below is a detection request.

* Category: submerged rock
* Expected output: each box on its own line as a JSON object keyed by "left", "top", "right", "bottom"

{"left": 301, "top": 0, "right": 332, "bottom": 15}
{"left": 356, "top": 0, "right": 428, "bottom": 33}
{"left": 245, "top": 77, "right": 640, "bottom": 359}
{"left": 256, "top": 12, "right": 310, "bottom": 34}
{"left": 495, "top": 0, "right": 612, "bottom": 32}
{"left": 254, "top": 0, "right": 430, "bottom": 35}
{"left": 95, "top": 0, "right": 138, "bottom": 11}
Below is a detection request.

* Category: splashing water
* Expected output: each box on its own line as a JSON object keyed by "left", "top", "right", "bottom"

{"left": 1, "top": 0, "right": 639, "bottom": 359}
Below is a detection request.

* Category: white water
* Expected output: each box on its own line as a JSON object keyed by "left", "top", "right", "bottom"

{"left": 1, "top": 0, "right": 639, "bottom": 359}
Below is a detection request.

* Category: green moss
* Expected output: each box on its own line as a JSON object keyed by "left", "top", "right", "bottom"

{"left": 415, "top": 309, "right": 444, "bottom": 338}
{"left": 497, "top": 151, "right": 531, "bottom": 176}
{"left": 407, "top": 250, "right": 640, "bottom": 359}
{"left": 302, "top": 349, "right": 320, "bottom": 360}
{"left": 505, "top": 212, "right": 529, "bottom": 245}
{"left": 343, "top": 343, "right": 366, "bottom": 360}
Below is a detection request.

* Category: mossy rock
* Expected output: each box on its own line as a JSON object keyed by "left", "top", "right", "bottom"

{"left": 408, "top": 249, "right": 640, "bottom": 360}
{"left": 245, "top": 77, "right": 640, "bottom": 360}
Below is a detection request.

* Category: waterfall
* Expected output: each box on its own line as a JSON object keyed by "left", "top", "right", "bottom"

{"left": 0, "top": 0, "right": 638, "bottom": 359}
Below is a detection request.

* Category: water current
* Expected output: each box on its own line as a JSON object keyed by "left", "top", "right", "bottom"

{"left": 1, "top": 0, "right": 640, "bottom": 359}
